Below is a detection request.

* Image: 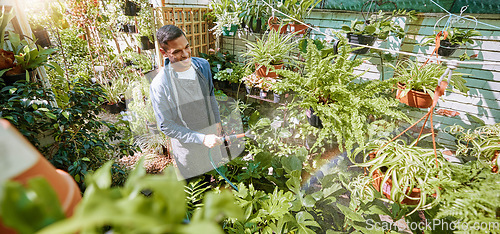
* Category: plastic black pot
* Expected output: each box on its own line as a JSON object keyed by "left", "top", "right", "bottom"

{"left": 32, "top": 28, "right": 51, "bottom": 48}
{"left": 140, "top": 36, "right": 155, "bottom": 50}
{"left": 2, "top": 70, "right": 37, "bottom": 86}
{"left": 127, "top": 24, "right": 136, "bottom": 33}
{"left": 347, "top": 33, "right": 376, "bottom": 54}
{"left": 103, "top": 101, "right": 126, "bottom": 114}
{"left": 438, "top": 40, "right": 460, "bottom": 57}
{"left": 306, "top": 107, "right": 323, "bottom": 128}
{"left": 123, "top": 0, "right": 140, "bottom": 16}
{"left": 230, "top": 82, "right": 239, "bottom": 91}
{"left": 250, "top": 18, "right": 262, "bottom": 34}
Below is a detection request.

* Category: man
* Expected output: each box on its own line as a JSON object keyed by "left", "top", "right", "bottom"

{"left": 150, "top": 25, "right": 224, "bottom": 180}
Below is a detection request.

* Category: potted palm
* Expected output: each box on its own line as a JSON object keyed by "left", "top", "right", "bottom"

{"left": 389, "top": 59, "right": 469, "bottom": 108}
{"left": 421, "top": 27, "right": 481, "bottom": 57}
{"left": 279, "top": 0, "right": 321, "bottom": 35}
{"left": 350, "top": 137, "right": 452, "bottom": 215}
{"left": 243, "top": 27, "right": 298, "bottom": 78}
{"left": 342, "top": 10, "right": 416, "bottom": 54}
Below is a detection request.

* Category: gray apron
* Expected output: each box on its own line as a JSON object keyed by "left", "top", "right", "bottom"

{"left": 167, "top": 65, "right": 224, "bottom": 179}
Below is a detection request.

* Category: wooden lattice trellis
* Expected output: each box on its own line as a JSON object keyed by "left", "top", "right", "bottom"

{"left": 155, "top": 7, "right": 215, "bottom": 67}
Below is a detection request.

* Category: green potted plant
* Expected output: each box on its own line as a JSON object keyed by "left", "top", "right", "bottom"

{"left": 243, "top": 27, "right": 298, "bottom": 78}
{"left": 341, "top": 10, "right": 416, "bottom": 54}
{"left": 1, "top": 32, "right": 58, "bottom": 85}
{"left": 448, "top": 123, "right": 500, "bottom": 173}
{"left": 209, "top": 0, "right": 241, "bottom": 37}
{"left": 237, "top": 0, "right": 269, "bottom": 33}
{"left": 388, "top": 59, "right": 469, "bottom": 108}
{"left": 214, "top": 64, "right": 245, "bottom": 91}
{"left": 350, "top": 136, "right": 453, "bottom": 216}
{"left": 134, "top": 0, "right": 156, "bottom": 50}
{"left": 421, "top": 27, "right": 482, "bottom": 57}
{"left": 273, "top": 36, "right": 408, "bottom": 153}
{"left": 279, "top": 0, "right": 321, "bottom": 35}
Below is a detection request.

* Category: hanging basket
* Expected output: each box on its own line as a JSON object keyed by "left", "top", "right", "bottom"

{"left": 437, "top": 40, "right": 460, "bottom": 57}
{"left": 249, "top": 18, "right": 263, "bottom": 33}
{"left": 396, "top": 83, "right": 433, "bottom": 108}
{"left": 267, "top": 17, "right": 287, "bottom": 34}
{"left": 222, "top": 24, "right": 238, "bottom": 36}
{"left": 347, "top": 33, "right": 376, "bottom": 54}
{"left": 255, "top": 63, "right": 283, "bottom": 78}
{"left": 369, "top": 152, "right": 422, "bottom": 205}
{"left": 123, "top": 0, "right": 140, "bottom": 16}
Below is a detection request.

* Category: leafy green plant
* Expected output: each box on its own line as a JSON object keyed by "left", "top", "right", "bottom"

{"left": 214, "top": 64, "right": 245, "bottom": 83}
{"left": 341, "top": 10, "right": 417, "bottom": 40}
{"left": 422, "top": 27, "right": 482, "bottom": 47}
{"left": 0, "top": 178, "right": 66, "bottom": 234}
{"left": 448, "top": 123, "right": 500, "bottom": 172}
{"left": 274, "top": 36, "right": 408, "bottom": 153}
{"left": 131, "top": 0, "right": 157, "bottom": 42}
{"left": 434, "top": 161, "right": 500, "bottom": 233}
{"left": 1, "top": 32, "right": 58, "bottom": 77}
{"left": 200, "top": 49, "right": 236, "bottom": 74}
{"left": 126, "top": 76, "right": 170, "bottom": 154}
{"left": 388, "top": 59, "right": 469, "bottom": 99}
{"left": 279, "top": 0, "right": 321, "bottom": 23}
{"left": 0, "top": 78, "right": 137, "bottom": 189}
{"left": 350, "top": 136, "right": 453, "bottom": 216}
{"left": 209, "top": 0, "right": 241, "bottom": 36}
{"left": 243, "top": 27, "right": 298, "bottom": 73}
{"left": 26, "top": 160, "right": 243, "bottom": 233}
{"left": 237, "top": 0, "right": 270, "bottom": 32}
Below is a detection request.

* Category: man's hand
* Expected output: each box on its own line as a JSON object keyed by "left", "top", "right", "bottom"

{"left": 203, "top": 134, "right": 222, "bottom": 148}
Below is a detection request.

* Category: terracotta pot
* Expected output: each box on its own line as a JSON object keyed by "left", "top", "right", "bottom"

{"left": 255, "top": 63, "right": 283, "bottom": 78}
{"left": 267, "top": 17, "right": 287, "bottom": 34}
{"left": 396, "top": 82, "right": 433, "bottom": 108}
{"left": 369, "top": 152, "right": 421, "bottom": 205}
{"left": 289, "top": 23, "right": 308, "bottom": 35}
{"left": 0, "top": 119, "right": 82, "bottom": 234}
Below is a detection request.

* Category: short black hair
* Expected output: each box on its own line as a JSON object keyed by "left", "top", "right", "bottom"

{"left": 156, "top": 25, "right": 186, "bottom": 49}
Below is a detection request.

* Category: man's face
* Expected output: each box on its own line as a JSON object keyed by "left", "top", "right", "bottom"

{"left": 160, "top": 35, "right": 192, "bottom": 70}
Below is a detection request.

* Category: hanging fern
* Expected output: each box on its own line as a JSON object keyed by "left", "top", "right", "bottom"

{"left": 436, "top": 162, "right": 500, "bottom": 232}
{"left": 274, "top": 34, "right": 409, "bottom": 153}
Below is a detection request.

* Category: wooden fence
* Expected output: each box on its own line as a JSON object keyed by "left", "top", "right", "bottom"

{"left": 155, "top": 6, "right": 214, "bottom": 67}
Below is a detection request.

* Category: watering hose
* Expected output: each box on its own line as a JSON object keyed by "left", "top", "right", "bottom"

{"left": 208, "top": 133, "right": 247, "bottom": 192}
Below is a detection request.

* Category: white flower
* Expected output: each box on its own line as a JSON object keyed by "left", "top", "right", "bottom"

{"left": 226, "top": 68, "right": 233, "bottom": 74}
